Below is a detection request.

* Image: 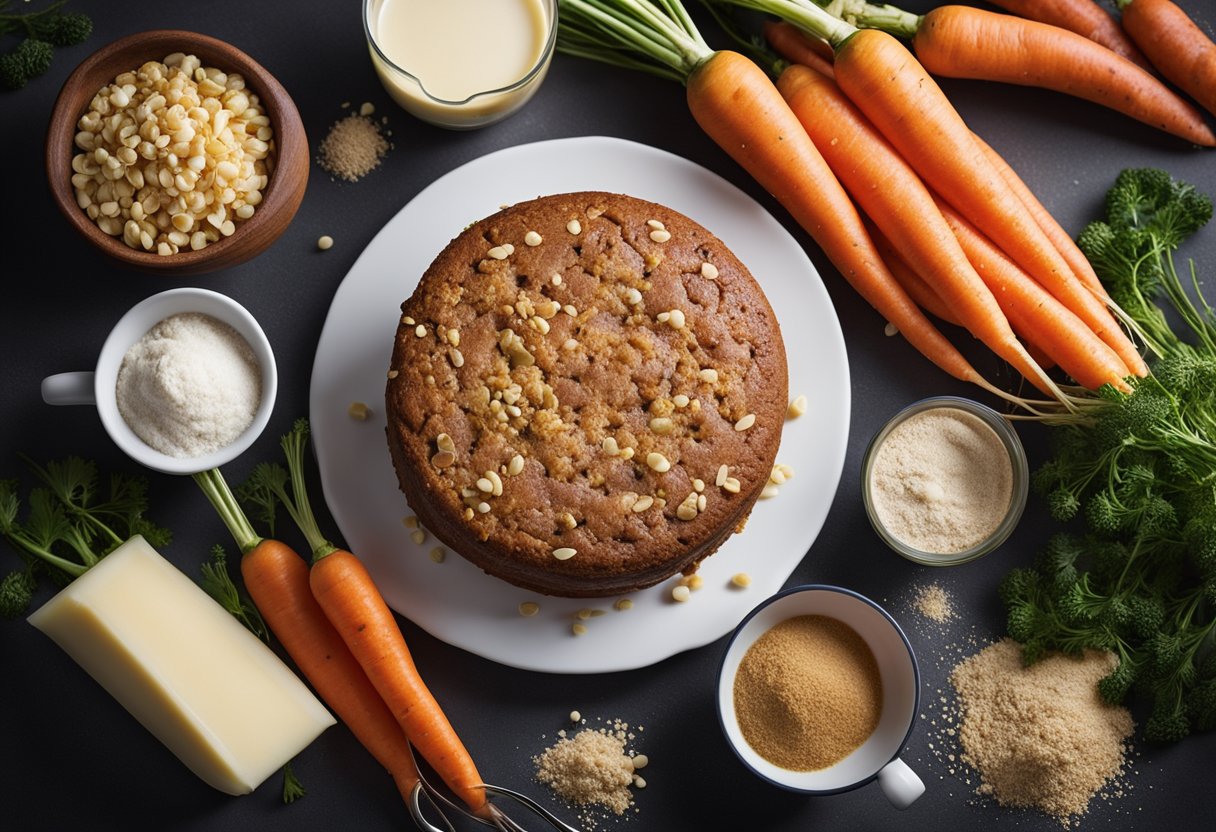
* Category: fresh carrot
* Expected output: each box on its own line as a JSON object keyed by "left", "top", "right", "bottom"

{"left": 934, "top": 197, "right": 1134, "bottom": 391}
{"left": 866, "top": 219, "right": 959, "bottom": 327}
{"left": 985, "top": 0, "right": 1153, "bottom": 69}
{"left": 762, "top": 19, "right": 835, "bottom": 77}
{"left": 776, "top": 61, "right": 1061, "bottom": 395}
{"left": 866, "top": 218, "right": 1061, "bottom": 370}
{"left": 817, "top": 24, "right": 1148, "bottom": 378}
{"left": 260, "top": 419, "right": 490, "bottom": 818}
{"left": 1119, "top": 0, "right": 1216, "bottom": 118}
{"left": 557, "top": 0, "right": 1030, "bottom": 400}
{"left": 309, "top": 549, "right": 490, "bottom": 817}
{"left": 971, "top": 134, "right": 1112, "bottom": 302}
{"left": 192, "top": 466, "right": 423, "bottom": 807}
{"left": 829, "top": 2, "right": 1216, "bottom": 146}
{"left": 768, "top": 27, "right": 1138, "bottom": 364}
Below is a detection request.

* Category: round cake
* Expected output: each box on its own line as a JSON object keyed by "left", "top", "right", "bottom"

{"left": 384, "top": 191, "right": 788, "bottom": 597}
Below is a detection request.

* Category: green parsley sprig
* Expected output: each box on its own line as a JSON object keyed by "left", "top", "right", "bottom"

{"left": 1000, "top": 169, "right": 1216, "bottom": 743}
{"left": 0, "top": 455, "right": 171, "bottom": 618}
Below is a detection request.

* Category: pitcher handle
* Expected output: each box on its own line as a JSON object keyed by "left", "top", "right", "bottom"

{"left": 42, "top": 372, "right": 97, "bottom": 406}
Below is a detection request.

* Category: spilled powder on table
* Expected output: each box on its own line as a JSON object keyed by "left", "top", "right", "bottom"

{"left": 317, "top": 105, "right": 391, "bottom": 182}
{"left": 914, "top": 631, "right": 1140, "bottom": 828}
{"left": 533, "top": 715, "right": 645, "bottom": 829}
{"left": 913, "top": 582, "right": 955, "bottom": 624}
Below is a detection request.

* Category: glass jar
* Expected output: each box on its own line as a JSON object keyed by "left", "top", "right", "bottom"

{"left": 861, "top": 396, "right": 1029, "bottom": 566}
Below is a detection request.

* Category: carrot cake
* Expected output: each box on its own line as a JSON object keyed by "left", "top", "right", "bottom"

{"left": 384, "top": 191, "right": 788, "bottom": 597}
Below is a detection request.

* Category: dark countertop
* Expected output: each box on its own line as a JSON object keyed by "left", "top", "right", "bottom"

{"left": 3, "top": 2, "right": 1214, "bottom": 830}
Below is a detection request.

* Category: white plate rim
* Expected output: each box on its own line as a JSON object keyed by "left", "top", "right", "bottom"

{"left": 308, "top": 135, "right": 850, "bottom": 673}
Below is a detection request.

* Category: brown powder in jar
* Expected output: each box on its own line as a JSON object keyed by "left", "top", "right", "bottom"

{"left": 533, "top": 718, "right": 641, "bottom": 818}
{"left": 733, "top": 615, "right": 882, "bottom": 771}
{"left": 950, "top": 638, "right": 1134, "bottom": 824}
{"left": 317, "top": 112, "right": 389, "bottom": 182}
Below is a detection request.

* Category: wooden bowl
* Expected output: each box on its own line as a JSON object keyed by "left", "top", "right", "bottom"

{"left": 46, "top": 30, "right": 308, "bottom": 276}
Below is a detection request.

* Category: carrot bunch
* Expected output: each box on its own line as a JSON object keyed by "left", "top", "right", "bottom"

{"left": 985, "top": 0, "right": 1216, "bottom": 123}
{"left": 558, "top": 0, "right": 1149, "bottom": 406}
{"left": 760, "top": 0, "right": 1215, "bottom": 146}
{"left": 558, "top": 0, "right": 1045, "bottom": 404}
{"left": 193, "top": 464, "right": 427, "bottom": 811}
{"left": 235, "top": 419, "right": 494, "bottom": 819}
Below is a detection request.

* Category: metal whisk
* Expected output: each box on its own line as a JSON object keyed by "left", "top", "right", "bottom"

{"left": 406, "top": 742, "right": 582, "bottom": 832}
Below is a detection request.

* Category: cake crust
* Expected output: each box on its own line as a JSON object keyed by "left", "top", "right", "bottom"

{"left": 384, "top": 191, "right": 787, "bottom": 597}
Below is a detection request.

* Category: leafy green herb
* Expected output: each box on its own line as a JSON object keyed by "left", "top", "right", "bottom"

{"left": 0, "top": 456, "right": 170, "bottom": 617}
{"left": 281, "top": 760, "right": 306, "bottom": 804}
{"left": 0, "top": 1, "right": 91, "bottom": 89}
{"left": 1000, "top": 168, "right": 1216, "bottom": 743}
{"left": 199, "top": 544, "right": 268, "bottom": 644}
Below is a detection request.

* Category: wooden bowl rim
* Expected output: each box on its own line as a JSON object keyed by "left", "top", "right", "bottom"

{"left": 45, "top": 29, "right": 308, "bottom": 274}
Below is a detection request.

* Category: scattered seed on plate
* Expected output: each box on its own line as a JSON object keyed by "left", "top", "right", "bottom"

{"left": 671, "top": 584, "right": 691, "bottom": 602}
{"left": 614, "top": 598, "right": 633, "bottom": 611}
{"left": 411, "top": 529, "right": 427, "bottom": 545}
{"left": 518, "top": 601, "right": 540, "bottom": 617}
{"left": 317, "top": 235, "right": 334, "bottom": 251}
{"left": 571, "top": 623, "right": 588, "bottom": 636}
{"left": 884, "top": 321, "right": 899, "bottom": 337}
{"left": 348, "top": 401, "right": 370, "bottom": 420}
{"left": 429, "top": 547, "right": 445, "bottom": 563}
{"left": 731, "top": 572, "right": 752, "bottom": 588}
{"left": 788, "top": 394, "right": 808, "bottom": 419}
{"left": 570, "top": 710, "right": 582, "bottom": 723}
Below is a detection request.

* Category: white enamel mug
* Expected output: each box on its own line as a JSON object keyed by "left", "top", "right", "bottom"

{"left": 717, "top": 584, "right": 925, "bottom": 809}
{"left": 40, "top": 287, "right": 277, "bottom": 476}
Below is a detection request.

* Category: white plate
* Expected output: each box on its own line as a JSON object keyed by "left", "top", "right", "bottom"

{"left": 309, "top": 136, "right": 850, "bottom": 673}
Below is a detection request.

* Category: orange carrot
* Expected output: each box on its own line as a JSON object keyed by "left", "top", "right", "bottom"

{"left": 867, "top": 217, "right": 1059, "bottom": 370}
{"left": 935, "top": 197, "right": 1134, "bottom": 391}
{"left": 249, "top": 420, "right": 490, "bottom": 817}
{"left": 829, "top": 27, "right": 1147, "bottom": 380}
{"left": 777, "top": 61, "right": 1059, "bottom": 395}
{"left": 693, "top": 50, "right": 1015, "bottom": 389}
{"left": 866, "top": 219, "right": 960, "bottom": 327}
{"left": 831, "top": 2, "right": 1215, "bottom": 145}
{"left": 971, "top": 134, "right": 1113, "bottom": 304}
{"left": 557, "top": 1, "right": 1030, "bottom": 398}
{"left": 1119, "top": 0, "right": 1216, "bottom": 118}
{"left": 309, "top": 549, "right": 488, "bottom": 817}
{"left": 762, "top": 19, "right": 835, "bottom": 77}
{"left": 193, "top": 467, "right": 423, "bottom": 807}
{"left": 239, "top": 541, "right": 421, "bottom": 804}
{"left": 910, "top": 5, "right": 1214, "bottom": 145}
{"left": 986, "top": 0, "right": 1153, "bottom": 69}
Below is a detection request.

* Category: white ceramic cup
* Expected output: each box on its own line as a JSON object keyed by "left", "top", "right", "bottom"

{"left": 717, "top": 584, "right": 926, "bottom": 809}
{"left": 41, "top": 287, "right": 277, "bottom": 476}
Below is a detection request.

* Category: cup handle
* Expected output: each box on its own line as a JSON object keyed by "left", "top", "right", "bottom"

{"left": 877, "top": 757, "right": 925, "bottom": 809}
{"left": 42, "top": 372, "right": 97, "bottom": 406}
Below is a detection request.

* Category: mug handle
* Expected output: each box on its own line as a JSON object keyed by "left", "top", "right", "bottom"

{"left": 43, "top": 372, "right": 97, "bottom": 406}
{"left": 877, "top": 758, "right": 925, "bottom": 809}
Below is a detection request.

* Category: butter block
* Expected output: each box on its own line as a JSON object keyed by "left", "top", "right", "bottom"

{"left": 28, "top": 535, "right": 336, "bottom": 795}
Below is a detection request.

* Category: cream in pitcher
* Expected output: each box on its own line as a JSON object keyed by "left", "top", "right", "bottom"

{"left": 366, "top": 0, "right": 555, "bottom": 128}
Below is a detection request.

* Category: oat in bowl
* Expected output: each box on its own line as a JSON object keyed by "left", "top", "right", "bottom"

{"left": 384, "top": 191, "right": 789, "bottom": 597}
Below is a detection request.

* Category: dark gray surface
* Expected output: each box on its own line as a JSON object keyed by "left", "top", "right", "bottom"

{"left": 2, "top": 1, "right": 1214, "bottom": 830}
